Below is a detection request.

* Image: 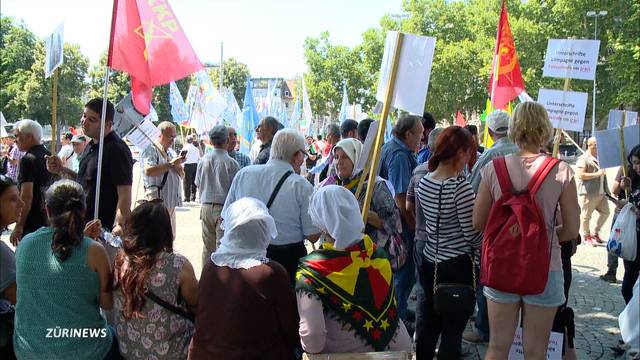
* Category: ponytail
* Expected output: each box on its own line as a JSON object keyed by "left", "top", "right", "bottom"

{"left": 44, "top": 180, "right": 87, "bottom": 262}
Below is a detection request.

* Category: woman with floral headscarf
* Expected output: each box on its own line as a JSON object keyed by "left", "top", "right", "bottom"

{"left": 188, "top": 197, "right": 299, "bottom": 360}
{"left": 296, "top": 185, "right": 411, "bottom": 354}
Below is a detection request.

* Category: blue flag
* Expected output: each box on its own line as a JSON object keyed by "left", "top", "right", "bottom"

{"left": 240, "top": 79, "right": 260, "bottom": 154}
{"left": 338, "top": 83, "right": 349, "bottom": 124}
{"left": 290, "top": 95, "right": 301, "bottom": 129}
{"left": 169, "top": 82, "right": 189, "bottom": 124}
{"left": 280, "top": 103, "right": 290, "bottom": 129}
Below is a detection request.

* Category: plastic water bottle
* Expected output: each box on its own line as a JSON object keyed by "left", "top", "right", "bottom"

{"left": 102, "top": 229, "right": 122, "bottom": 248}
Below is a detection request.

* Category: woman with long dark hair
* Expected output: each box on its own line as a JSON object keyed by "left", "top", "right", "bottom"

{"left": 113, "top": 201, "right": 198, "bottom": 359}
{"left": 13, "top": 179, "right": 116, "bottom": 359}
{"left": 414, "top": 126, "right": 482, "bottom": 359}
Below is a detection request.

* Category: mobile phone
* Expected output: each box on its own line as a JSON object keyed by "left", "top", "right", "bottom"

{"left": 179, "top": 150, "right": 188, "bottom": 157}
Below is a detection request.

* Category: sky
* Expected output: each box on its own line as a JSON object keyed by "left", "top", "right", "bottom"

{"left": 1, "top": 0, "right": 404, "bottom": 78}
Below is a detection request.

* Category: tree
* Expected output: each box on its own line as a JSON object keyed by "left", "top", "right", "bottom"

{"left": 21, "top": 42, "right": 90, "bottom": 127}
{"left": 208, "top": 57, "right": 250, "bottom": 107}
{"left": 87, "top": 52, "right": 131, "bottom": 105}
{"left": 0, "top": 16, "right": 38, "bottom": 121}
{"left": 152, "top": 76, "right": 191, "bottom": 122}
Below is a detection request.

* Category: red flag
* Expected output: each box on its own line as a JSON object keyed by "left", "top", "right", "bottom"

{"left": 488, "top": 0, "right": 525, "bottom": 110}
{"left": 107, "top": 0, "right": 202, "bottom": 114}
{"left": 455, "top": 111, "right": 467, "bottom": 127}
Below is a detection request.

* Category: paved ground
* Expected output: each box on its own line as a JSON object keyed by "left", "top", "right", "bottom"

{"left": 1, "top": 166, "right": 632, "bottom": 359}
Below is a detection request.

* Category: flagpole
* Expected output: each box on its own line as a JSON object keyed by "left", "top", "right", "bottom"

{"left": 51, "top": 68, "right": 60, "bottom": 152}
{"left": 94, "top": 66, "right": 111, "bottom": 220}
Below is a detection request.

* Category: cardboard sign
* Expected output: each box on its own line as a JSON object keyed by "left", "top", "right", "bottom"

{"left": 509, "top": 328, "right": 563, "bottom": 359}
{"left": 608, "top": 110, "right": 639, "bottom": 129}
{"left": 538, "top": 88, "right": 588, "bottom": 132}
{"left": 44, "top": 23, "right": 64, "bottom": 78}
{"left": 125, "top": 116, "right": 160, "bottom": 153}
{"left": 595, "top": 125, "right": 640, "bottom": 168}
{"left": 542, "top": 39, "right": 600, "bottom": 81}
{"left": 376, "top": 31, "right": 436, "bottom": 115}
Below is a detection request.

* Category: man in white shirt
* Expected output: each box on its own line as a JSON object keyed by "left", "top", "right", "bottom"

{"left": 57, "top": 132, "right": 74, "bottom": 167}
{"left": 181, "top": 135, "right": 201, "bottom": 202}
{"left": 65, "top": 134, "right": 87, "bottom": 173}
{"left": 142, "top": 121, "right": 185, "bottom": 237}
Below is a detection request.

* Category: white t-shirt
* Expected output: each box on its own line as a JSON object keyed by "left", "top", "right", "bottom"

{"left": 58, "top": 144, "right": 74, "bottom": 164}
{"left": 181, "top": 143, "right": 201, "bottom": 164}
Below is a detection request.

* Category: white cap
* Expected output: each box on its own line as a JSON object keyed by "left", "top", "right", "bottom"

{"left": 487, "top": 110, "right": 510, "bottom": 135}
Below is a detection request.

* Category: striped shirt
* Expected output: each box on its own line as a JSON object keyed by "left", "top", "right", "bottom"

{"left": 416, "top": 174, "right": 482, "bottom": 263}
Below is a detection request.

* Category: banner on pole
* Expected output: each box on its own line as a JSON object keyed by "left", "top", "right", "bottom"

{"left": 538, "top": 88, "right": 588, "bottom": 132}
{"left": 608, "top": 110, "right": 639, "bottom": 129}
{"left": 44, "top": 23, "right": 64, "bottom": 78}
{"left": 376, "top": 31, "right": 436, "bottom": 115}
{"left": 595, "top": 125, "right": 640, "bottom": 168}
{"left": 542, "top": 39, "right": 600, "bottom": 81}
{"left": 0, "top": 112, "right": 8, "bottom": 138}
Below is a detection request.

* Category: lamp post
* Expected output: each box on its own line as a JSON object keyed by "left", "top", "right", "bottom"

{"left": 586, "top": 10, "right": 607, "bottom": 133}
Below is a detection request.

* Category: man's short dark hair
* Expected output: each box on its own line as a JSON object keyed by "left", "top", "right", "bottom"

{"left": 84, "top": 98, "right": 115, "bottom": 123}
{"left": 422, "top": 112, "right": 436, "bottom": 131}
{"left": 63, "top": 132, "right": 73, "bottom": 141}
{"left": 317, "top": 134, "right": 323, "bottom": 141}
{"left": 340, "top": 119, "right": 358, "bottom": 138}
{"left": 357, "top": 118, "right": 374, "bottom": 142}
{"left": 465, "top": 124, "right": 478, "bottom": 136}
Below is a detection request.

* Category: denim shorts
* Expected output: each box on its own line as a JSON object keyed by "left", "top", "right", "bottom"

{"left": 483, "top": 271, "right": 565, "bottom": 307}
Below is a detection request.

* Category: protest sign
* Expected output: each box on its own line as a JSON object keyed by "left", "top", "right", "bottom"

{"left": 509, "top": 328, "right": 563, "bottom": 359}
{"left": 0, "top": 112, "right": 8, "bottom": 138}
{"left": 542, "top": 39, "right": 600, "bottom": 81}
{"left": 126, "top": 116, "right": 160, "bottom": 153}
{"left": 376, "top": 31, "right": 436, "bottom": 115}
{"left": 538, "top": 88, "right": 588, "bottom": 132}
{"left": 595, "top": 125, "right": 640, "bottom": 168}
{"left": 608, "top": 110, "right": 639, "bottom": 129}
{"left": 44, "top": 23, "right": 64, "bottom": 78}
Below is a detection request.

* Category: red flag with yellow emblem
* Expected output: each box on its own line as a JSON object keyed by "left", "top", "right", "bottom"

{"left": 107, "top": 0, "right": 203, "bottom": 114}
{"left": 488, "top": 0, "right": 525, "bottom": 110}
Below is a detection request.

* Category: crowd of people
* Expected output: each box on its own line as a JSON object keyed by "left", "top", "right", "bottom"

{"left": 0, "top": 97, "right": 638, "bottom": 359}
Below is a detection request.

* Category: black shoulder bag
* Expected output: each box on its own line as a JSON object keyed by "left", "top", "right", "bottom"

{"left": 145, "top": 290, "right": 194, "bottom": 322}
{"left": 266, "top": 170, "right": 293, "bottom": 209}
{"left": 432, "top": 182, "right": 476, "bottom": 315}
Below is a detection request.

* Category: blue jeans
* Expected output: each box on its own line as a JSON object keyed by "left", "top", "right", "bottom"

{"left": 394, "top": 237, "right": 416, "bottom": 320}
{"left": 414, "top": 240, "right": 427, "bottom": 343}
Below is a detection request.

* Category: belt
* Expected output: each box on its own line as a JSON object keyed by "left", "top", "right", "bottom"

{"left": 202, "top": 202, "right": 224, "bottom": 206}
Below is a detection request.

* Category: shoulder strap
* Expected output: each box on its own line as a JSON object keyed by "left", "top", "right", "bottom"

{"left": 266, "top": 170, "right": 293, "bottom": 209}
{"left": 145, "top": 290, "right": 194, "bottom": 322}
{"left": 527, "top": 157, "right": 560, "bottom": 195}
{"left": 492, "top": 157, "right": 513, "bottom": 194}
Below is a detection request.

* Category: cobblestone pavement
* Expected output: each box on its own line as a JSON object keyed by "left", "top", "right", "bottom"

{"left": 1, "top": 167, "right": 631, "bottom": 359}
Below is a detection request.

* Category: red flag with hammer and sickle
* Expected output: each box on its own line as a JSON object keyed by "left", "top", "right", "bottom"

{"left": 107, "top": 0, "right": 203, "bottom": 115}
{"left": 488, "top": 0, "right": 525, "bottom": 110}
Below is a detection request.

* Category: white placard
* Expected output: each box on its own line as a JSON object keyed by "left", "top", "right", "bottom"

{"left": 44, "top": 23, "right": 64, "bottom": 78}
{"left": 376, "top": 31, "right": 436, "bottom": 115}
{"left": 542, "top": 39, "right": 600, "bottom": 81}
{"left": 125, "top": 116, "right": 160, "bottom": 153}
{"left": 538, "top": 88, "right": 589, "bottom": 132}
{"left": 509, "top": 328, "right": 563, "bottom": 359}
{"left": 0, "top": 112, "right": 8, "bottom": 138}
{"left": 595, "top": 125, "right": 640, "bottom": 168}
{"left": 608, "top": 110, "right": 639, "bottom": 129}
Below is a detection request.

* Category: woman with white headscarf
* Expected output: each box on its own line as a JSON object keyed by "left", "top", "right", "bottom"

{"left": 318, "top": 138, "right": 401, "bottom": 248}
{"left": 296, "top": 185, "right": 411, "bottom": 354}
{"left": 188, "top": 197, "right": 299, "bottom": 360}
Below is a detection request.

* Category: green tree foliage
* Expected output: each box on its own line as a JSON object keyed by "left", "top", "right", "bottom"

{"left": 152, "top": 77, "right": 191, "bottom": 122}
{"left": 22, "top": 42, "right": 89, "bottom": 127}
{"left": 0, "top": 17, "right": 37, "bottom": 121}
{"left": 208, "top": 57, "right": 251, "bottom": 107}
{"left": 87, "top": 52, "right": 131, "bottom": 104}
{"left": 302, "top": 0, "right": 639, "bottom": 127}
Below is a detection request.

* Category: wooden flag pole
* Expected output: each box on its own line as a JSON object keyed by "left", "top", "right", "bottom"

{"left": 94, "top": 66, "right": 111, "bottom": 220}
{"left": 618, "top": 110, "right": 629, "bottom": 199}
{"left": 361, "top": 32, "right": 404, "bottom": 223}
{"left": 552, "top": 77, "right": 572, "bottom": 157}
{"left": 51, "top": 67, "right": 60, "bottom": 152}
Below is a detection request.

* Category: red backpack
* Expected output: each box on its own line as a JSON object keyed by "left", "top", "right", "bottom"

{"left": 480, "top": 156, "right": 559, "bottom": 295}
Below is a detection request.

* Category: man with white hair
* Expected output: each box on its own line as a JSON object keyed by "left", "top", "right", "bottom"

{"left": 196, "top": 125, "right": 240, "bottom": 265}
{"left": 10, "top": 119, "right": 51, "bottom": 244}
{"left": 463, "top": 110, "right": 519, "bottom": 344}
{"left": 223, "top": 128, "right": 321, "bottom": 284}
{"left": 142, "top": 121, "right": 185, "bottom": 236}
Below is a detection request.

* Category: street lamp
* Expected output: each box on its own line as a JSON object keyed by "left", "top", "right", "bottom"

{"left": 586, "top": 10, "right": 607, "bottom": 133}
